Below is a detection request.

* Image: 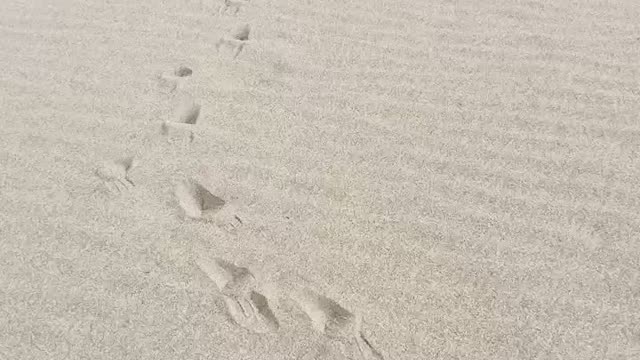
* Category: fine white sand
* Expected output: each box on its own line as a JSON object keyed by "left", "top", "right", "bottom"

{"left": 1, "top": 0, "right": 639, "bottom": 359}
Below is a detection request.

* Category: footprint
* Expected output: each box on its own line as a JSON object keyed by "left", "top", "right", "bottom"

{"left": 223, "top": 291, "right": 280, "bottom": 334}
{"left": 196, "top": 257, "right": 279, "bottom": 333}
{"left": 231, "top": 24, "right": 250, "bottom": 41}
{"left": 219, "top": 0, "right": 248, "bottom": 16}
{"left": 215, "top": 24, "right": 251, "bottom": 59}
{"left": 174, "top": 177, "right": 245, "bottom": 232}
{"left": 156, "top": 72, "right": 182, "bottom": 93}
{"left": 161, "top": 94, "right": 200, "bottom": 142}
{"left": 174, "top": 178, "right": 226, "bottom": 220}
{"left": 196, "top": 257, "right": 256, "bottom": 294}
{"left": 291, "top": 287, "right": 356, "bottom": 337}
{"left": 156, "top": 66, "right": 193, "bottom": 92}
{"left": 174, "top": 94, "right": 201, "bottom": 125}
{"left": 94, "top": 156, "right": 136, "bottom": 194}
{"left": 291, "top": 287, "right": 384, "bottom": 359}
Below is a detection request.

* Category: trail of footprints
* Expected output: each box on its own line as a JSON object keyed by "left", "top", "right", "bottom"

{"left": 91, "top": 0, "right": 384, "bottom": 358}
{"left": 196, "top": 257, "right": 384, "bottom": 358}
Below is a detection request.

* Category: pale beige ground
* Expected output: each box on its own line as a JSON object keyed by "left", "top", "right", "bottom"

{"left": 1, "top": 0, "right": 639, "bottom": 359}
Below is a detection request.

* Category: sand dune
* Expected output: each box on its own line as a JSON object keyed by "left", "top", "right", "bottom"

{"left": 1, "top": 0, "right": 639, "bottom": 359}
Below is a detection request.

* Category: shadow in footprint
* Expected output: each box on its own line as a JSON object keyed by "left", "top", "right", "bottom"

{"left": 174, "top": 65, "right": 193, "bottom": 77}
{"left": 232, "top": 24, "right": 250, "bottom": 41}
{"left": 250, "top": 291, "right": 279, "bottom": 325}
{"left": 175, "top": 179, "right": 226, "bottom": 221}
{"left": 291, "top": 287, "right": 384, "bottom": 359}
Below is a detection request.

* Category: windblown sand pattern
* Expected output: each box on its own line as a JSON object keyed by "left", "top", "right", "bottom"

{"left": 2, "top": 0, "right": 638, "bottom": 359}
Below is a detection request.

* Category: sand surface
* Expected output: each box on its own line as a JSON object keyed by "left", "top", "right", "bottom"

{"left": 1, "top": 0, "right": 639, "bottom": 359}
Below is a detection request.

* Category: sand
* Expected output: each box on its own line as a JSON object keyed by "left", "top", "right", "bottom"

{"left": 1, "top": 0, "right": 639, "bottom": 359}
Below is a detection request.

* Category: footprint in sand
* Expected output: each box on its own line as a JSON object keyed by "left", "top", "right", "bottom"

{"left": 196, "top": 257, "right": 279, "bottom": 333}
{"left": 291, "top": 287, "right": 385, "bottom": 359}
{"left": 156, "top": 65, "right": 193, "bottom": 93}
{"left": 174, "top": 178, "right": 243, "bottom": 231}
{"left": 218, "top": 0, "right": 249, "bottom": 16}
{"left": 161, "top": 93, "right": 201, "bottom": 142}
{"left": 93, "top": 156, "right": 136, "bottom": 194}
{"left": 215, "top": 24, "right": 251, "bottom": 60}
